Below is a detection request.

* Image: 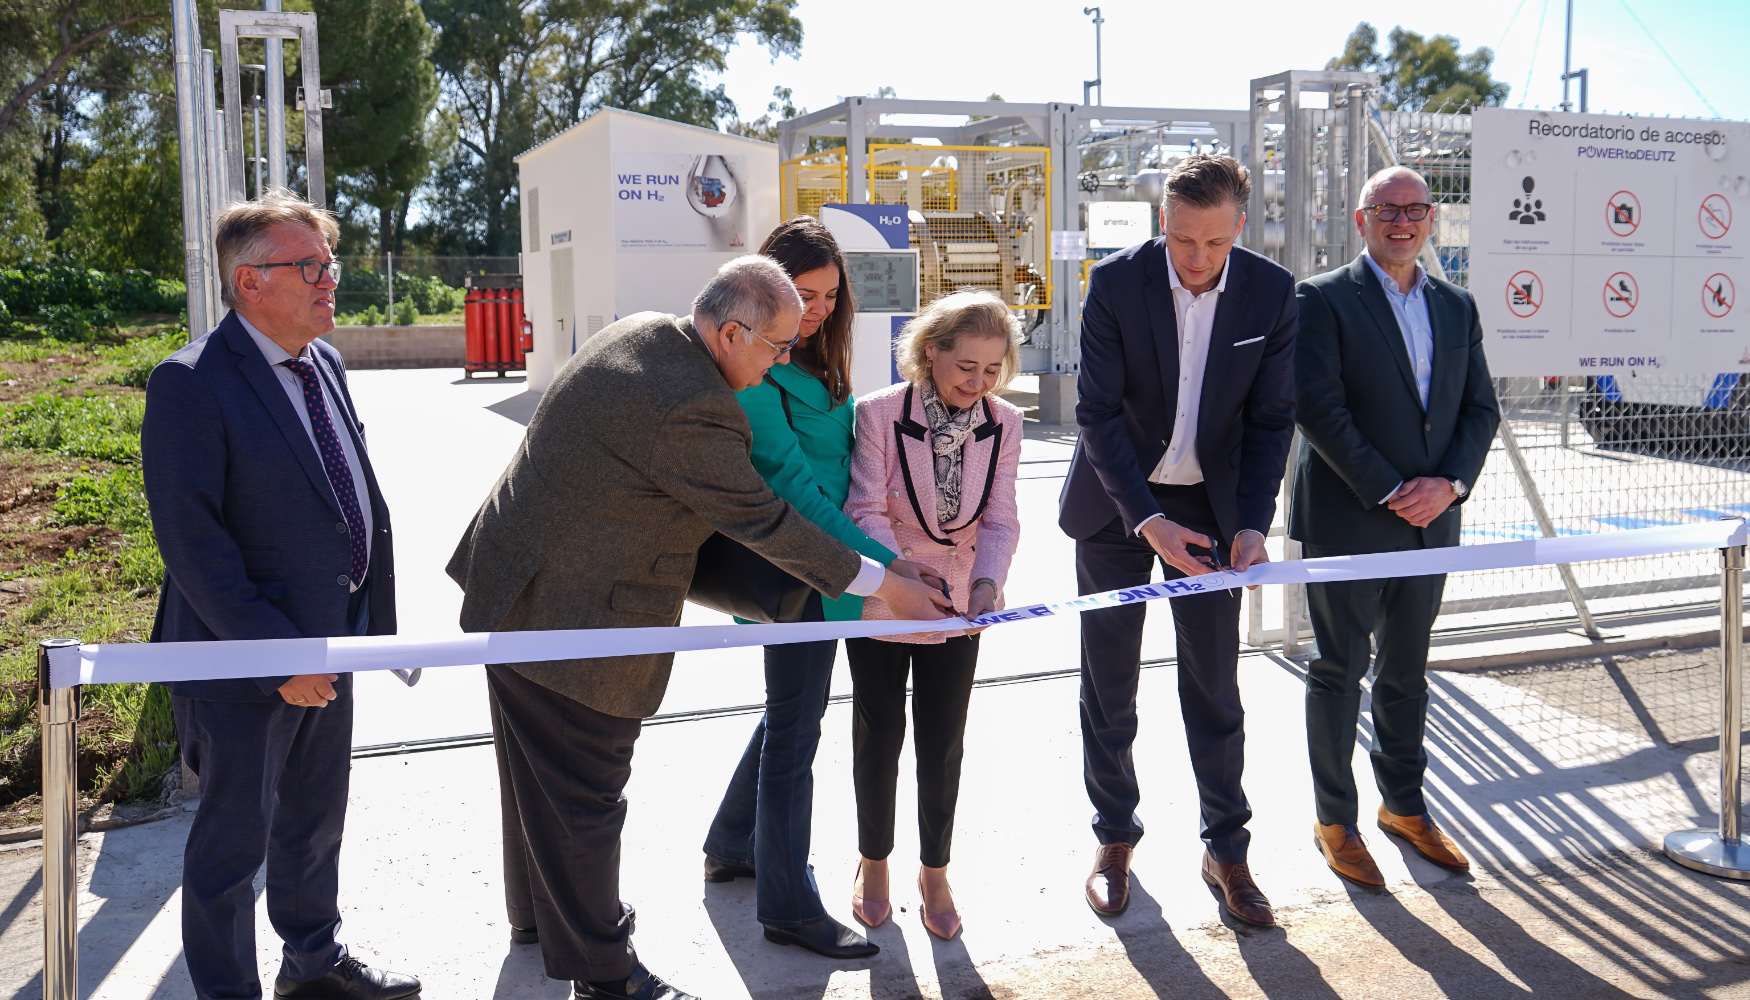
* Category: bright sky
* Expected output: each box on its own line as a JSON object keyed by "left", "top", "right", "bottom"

{"left": 712, "top": 0, "right": 1748, "bottom": 125}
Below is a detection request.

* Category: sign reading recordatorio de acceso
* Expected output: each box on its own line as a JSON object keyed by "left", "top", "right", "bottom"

{"left": 1470, "top": 108, "right": 1748, "bottom": 376}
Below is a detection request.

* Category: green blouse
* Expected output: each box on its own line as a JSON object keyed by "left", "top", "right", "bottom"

{"left": 735, "top": 360, "right": 896, "bottom": 621}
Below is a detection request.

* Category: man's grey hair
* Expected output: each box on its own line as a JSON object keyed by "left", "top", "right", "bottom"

{"left": 692, "top": 255, "right": 802, "bottom": 341}
{"left": 214, "top": 187, "right": 340, "bottom": 309}
{"left": 1359, "top": 165, "right": 1432, "bottom": 208}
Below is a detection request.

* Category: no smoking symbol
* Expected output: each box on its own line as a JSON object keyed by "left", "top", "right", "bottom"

{"left": 1607, "top": 190, "right": 1641, "bottom": 237}
{"left": 1704, "top": 274, "right": 1734, "bottom": 319}
{"left": 1604, "top": 272, "right": 1638, "bottom": 318}
{"left": 1506, "top": 270, "right": 1542, "bottom": 318}
{"left": 1701, "top": 195, "right": 1732, "bottom": 240}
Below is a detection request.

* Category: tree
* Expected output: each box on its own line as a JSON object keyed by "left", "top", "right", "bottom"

{"left": 421, "top": 0, "right": 803, "bottom": 255}
{"left": 0, "top": 0, "right": 164, "bottom": 142}
{"left": 315, "top": 0, "right": 441, "bottom": 253}
{"left": 728, "top": 85, "right": 797, "bottom": 142}
{"left": 1328, "top": 23, "right": 1509, "bottom": 110}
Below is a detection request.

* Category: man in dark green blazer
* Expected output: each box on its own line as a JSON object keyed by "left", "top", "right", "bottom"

{"left": 1288, "top": 166, "right": 1500, "bottom": 889}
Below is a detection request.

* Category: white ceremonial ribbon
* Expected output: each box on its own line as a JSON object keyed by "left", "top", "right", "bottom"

{"left": 45, "top": 520, "right": 1747, "bottom": 689}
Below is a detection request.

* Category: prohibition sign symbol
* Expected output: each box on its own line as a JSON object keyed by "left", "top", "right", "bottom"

{"left": 1506, "top": 270, "right": 1543, "bottom": 318}
{"left": 1704, "top": 273, "right": 1734, "bottom": 318}
{"left": 1607, "top": 190, "right": 1641, "bottom": 237}
{"left": 1604, "top": 272, "right": 1638, "bottom": 318}
{"left": 1700, "top": 194, "right": 1733, "bottom": 240}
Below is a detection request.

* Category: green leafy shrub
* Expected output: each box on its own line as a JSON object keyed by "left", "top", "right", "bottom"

{"left": 393, "top": 296, "right": 419, "bottom": 326}
{"left": 2, "top": 393, "right": 145, "bottom": 462}
{"left": 0, "top": 265, "right": 184, "bottom": 315}
{"left": 55, "top": 467, "right": 151, "bottom": 532}
{"left": 39, "top": 304, "right": 118, "bottom": 342}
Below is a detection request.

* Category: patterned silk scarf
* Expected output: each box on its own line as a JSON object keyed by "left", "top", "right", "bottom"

{"left": 920, "top": 381, "right": 979, "bottom": 524}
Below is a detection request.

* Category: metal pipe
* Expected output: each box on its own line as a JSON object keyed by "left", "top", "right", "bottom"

{"left": 1722, "top": 540, "right": 1745, "bottom": 844}
{"left": 171, "top": 0, "right": 210, "bottom": 337}
{"left": 265, "top": 0, "right": 286, "bottom": 191}
{"left": 1082, "top": 7, "right": 1103, "bottom": 106}
{"left": 386, "top": 251, "right": 394, "bottom": 325}
{"left": 38, "top": 637, "right": 81, "bottom": 1000}
{"left": 1498, "top": 418, "right": 1604, "bottom": 639}
{"left": 1568, "top": 0, "right": 1582, "bottom": 111}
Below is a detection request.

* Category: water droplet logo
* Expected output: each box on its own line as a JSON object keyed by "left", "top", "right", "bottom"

{"left": 688, "top": 155, "right": 740, "bottom": 218}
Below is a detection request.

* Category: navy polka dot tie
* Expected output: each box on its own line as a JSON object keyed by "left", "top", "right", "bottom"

{"left": 282, "top": 358, "right": 368, "bottom": 584}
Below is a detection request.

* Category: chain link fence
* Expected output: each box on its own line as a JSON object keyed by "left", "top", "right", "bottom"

{"left": 332, "top": 255, "right": 519, "bottom": 325}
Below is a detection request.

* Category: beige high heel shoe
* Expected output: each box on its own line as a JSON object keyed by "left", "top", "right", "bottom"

{"left": 851, "top": 858, "right": 891, "bottom": 928}
{"left": 918, "top": 868, "right": 962, "bottom": 941}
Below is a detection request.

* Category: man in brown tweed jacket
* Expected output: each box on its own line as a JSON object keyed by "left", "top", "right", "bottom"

{"left": 448, "top": 256, "right": 950, "bottom": 1000}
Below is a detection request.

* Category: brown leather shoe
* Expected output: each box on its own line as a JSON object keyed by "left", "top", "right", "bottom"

{"left": 1378, "top": 806, "right": 1470, "bottom": 872}
{"left": 1313, "top": 821, "right": 1386, "bottom": 887}
{"left": 1084, "top": 843, "right": 1133, "bottom": 917}
{"left": 1199, "top": 851, "right": 1275, "bottom": 927}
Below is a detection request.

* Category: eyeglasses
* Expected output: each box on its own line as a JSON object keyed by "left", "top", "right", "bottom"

{"left": 731, "top": 319, "right": 799, "bottom": 359}
{"left": 250, "top": 259, "right": 343, "bottom": 284}
{"left": 1361, "top": 203, "right": 1433, "bottom": 222}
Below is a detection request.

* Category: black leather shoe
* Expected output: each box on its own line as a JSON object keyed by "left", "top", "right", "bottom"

{"left": 762, "top": 916, "right": 879, "bottom": 959}
{"left": 703, "top": 855, "right": 755, "bottom": 883}
{"left": 573, "top": 963, "right": 700, "bottom": 999}
{"left": 273, "top": 956, "right": 420, "bottom": 999}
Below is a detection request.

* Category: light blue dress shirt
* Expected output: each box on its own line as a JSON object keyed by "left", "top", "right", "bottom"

{"left": 1362, "top": 251, "right": 1433, "bottom": 409}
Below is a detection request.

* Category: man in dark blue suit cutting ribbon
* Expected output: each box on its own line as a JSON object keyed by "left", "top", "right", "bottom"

{"left": 142, "top": 190, "right": 418, "bottom": 1000}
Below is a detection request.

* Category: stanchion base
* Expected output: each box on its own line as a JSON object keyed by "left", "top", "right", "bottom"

{"left": 1664, "top": 829, "right": 1750, "bottom": 879}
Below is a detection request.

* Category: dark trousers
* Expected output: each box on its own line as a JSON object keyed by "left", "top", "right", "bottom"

{"left": 1077, "top": 484, "right": 1251, "bottom": 864}
{"left": 175, "top": 587, "right": 367, "bottom": 1000}
{"left": 1303, "top": 541, "right": 1446, "bottom": 826}
{"left": 174, "top": 680, "right": 353, "bottom": 1000}
{"left": 702, "top": 598, "right": 835, "bottom": 928}
{"left": 845, "top": 633, "right": 980, "bottom": 868}
{"left": 488, "top": 665, "right": 642, "bottom": 982}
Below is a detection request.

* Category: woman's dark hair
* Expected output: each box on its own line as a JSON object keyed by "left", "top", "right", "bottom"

{"left": 758, "top": 217, "right": 856, "bottom": 405}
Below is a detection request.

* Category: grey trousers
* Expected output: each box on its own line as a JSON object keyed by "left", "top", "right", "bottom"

{"left": 488, "top": 665, "right": 642, "bottom": 982}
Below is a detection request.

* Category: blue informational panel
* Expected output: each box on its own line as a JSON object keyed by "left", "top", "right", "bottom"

{"left": 821, "top": 204, "right": 913, "bottom": 250}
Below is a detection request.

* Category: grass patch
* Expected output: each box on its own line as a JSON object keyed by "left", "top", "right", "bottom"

{"left": 0, "top": 323, "right": 180, "bottom": 822}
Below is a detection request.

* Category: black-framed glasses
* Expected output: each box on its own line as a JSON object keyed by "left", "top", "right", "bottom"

{"left": 731, "top": 318, "right": 799, "bottom": 359}
{"left": 1361, "top": 202, "right": 1433, "bottom": 222}
{"left": 250, "top": 259, "right": 343, "bottom": 284}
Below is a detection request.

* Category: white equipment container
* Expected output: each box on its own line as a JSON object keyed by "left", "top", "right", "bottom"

{"left": 515, "top": 107, "right": 781, "bottom": 392}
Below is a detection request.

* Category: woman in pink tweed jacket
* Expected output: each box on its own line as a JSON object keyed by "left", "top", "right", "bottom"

{"left": 841, "top": 290, "right": 1023, "bottom": 942}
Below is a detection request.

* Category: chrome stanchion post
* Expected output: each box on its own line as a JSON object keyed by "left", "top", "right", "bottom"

{"left": 1666, "top": 525, "right": 1750, "bottom": 878}
{"left": 37, "top": 637, "right": 81, "bottom": 999}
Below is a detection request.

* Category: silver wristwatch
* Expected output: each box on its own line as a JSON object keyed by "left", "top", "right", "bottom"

{"left": 1449, "top": 478, "right": 1469, "bottom": 499}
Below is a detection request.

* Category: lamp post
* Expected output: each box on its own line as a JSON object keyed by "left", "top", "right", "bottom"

{"left": 1082, "top": 7, "right": 1104, "bottom": 106}
{"left": 1560, "top": 0, "right": 1590, "bottom": 112}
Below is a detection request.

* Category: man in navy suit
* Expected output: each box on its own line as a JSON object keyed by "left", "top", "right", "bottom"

{"left": 143, "top": 191, "right": 419, "bottom": 1000}
{"left": 1059, "top": 155, "right": 1297, "bottom": 927}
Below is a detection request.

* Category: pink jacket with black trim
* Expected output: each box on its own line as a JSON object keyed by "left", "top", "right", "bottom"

{"left": 844, "top": 381, "right": 1024, "bottom": 643}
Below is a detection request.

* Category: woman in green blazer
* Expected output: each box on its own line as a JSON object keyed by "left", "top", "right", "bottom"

{"left": 701, "top": 218, "right": 896, "bottom": 959}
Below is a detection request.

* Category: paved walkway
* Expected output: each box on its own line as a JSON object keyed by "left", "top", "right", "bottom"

{"left": 4, "top": 369, "right": 1750, "bottom": 998}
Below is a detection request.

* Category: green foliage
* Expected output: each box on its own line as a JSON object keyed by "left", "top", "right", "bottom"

{"left": 55, "top": 467, "right": 151, "bottom": 533}
{"left": 57, "top": 99, "right": 187, "bottom": 277}
{"left": 393, "top": 296, "right": 418, "bottom": 326}
{"left": 2, "top": 393, "right": 145, "bottom": 463}
{"left": 421, "top": 0, "right": 802, "bottom": 254}
{"left": 89, "top": 681, "right": 177, "bottom": 801}
{"left": 39, "top": 304, "right": 118, "bottom": 342}
{"left": 0, "top": 265, "right": 185, "bottom": 315}
{"left": 1329, "top": 23, "right": 1510, "bottom": 111}
{"left": 96, "top": 331, "right": 185, "bottom": 389}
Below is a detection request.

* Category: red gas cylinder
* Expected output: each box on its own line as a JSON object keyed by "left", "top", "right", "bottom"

{"left": 508, "top": 288, "right": 527, "bottom": 363}
{"left": 463, "top": 287, "right": 484, "bottom": 374}
{"left": 463, "top": 273, "right": 525, "bottom": 376}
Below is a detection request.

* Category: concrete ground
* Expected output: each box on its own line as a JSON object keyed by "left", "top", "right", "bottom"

{"left": 4, "top": 369, "right": 1750, "bottom": 999}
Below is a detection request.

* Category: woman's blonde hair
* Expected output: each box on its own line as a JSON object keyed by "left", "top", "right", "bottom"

{"left": 894, "top": 290, "right": 1023, "bottom": 391}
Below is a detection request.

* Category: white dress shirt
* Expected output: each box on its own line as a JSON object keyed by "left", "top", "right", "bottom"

{"left": 1148, "top": 249, "right": 1230, "bottom": 487}
{"left": 1134, "top": 251, "right": 1263, "bottom": 548}
{"left": 239, "top": 316, "right": 374, "bottom": 587}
